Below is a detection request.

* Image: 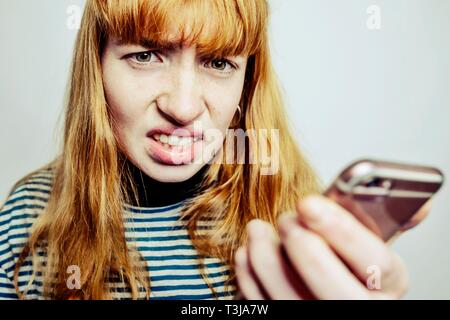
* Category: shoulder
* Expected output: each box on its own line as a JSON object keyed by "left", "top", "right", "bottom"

{"left": 0, "top": 165, "right": 54, "bottom": 274}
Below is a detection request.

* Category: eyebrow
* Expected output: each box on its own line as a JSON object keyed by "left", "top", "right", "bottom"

{"left": 115, "top": 38, "right": 183, "bottom": 51}
{"left": 142, "top": 39, "right": 183, "bottom": 51}
{"left": 113, "top": 38, "right": 244, "bottom": 61}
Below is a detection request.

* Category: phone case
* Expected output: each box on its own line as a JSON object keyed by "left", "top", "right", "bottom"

{"left": 324, "top": 159, "right": 444, "bottom": 241}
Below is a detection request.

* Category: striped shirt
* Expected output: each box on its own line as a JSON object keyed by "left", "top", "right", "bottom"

{"left": 0, "top": 167, "right": 236, "bottom": 300}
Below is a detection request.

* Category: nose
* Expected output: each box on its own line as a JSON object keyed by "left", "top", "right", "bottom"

{"left": 156, "top": 59, "right": 205, "bottom": 125}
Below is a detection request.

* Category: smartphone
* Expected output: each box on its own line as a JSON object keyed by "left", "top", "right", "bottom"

{"left": 324, "top": 159, "right": 444, "bottom": 241}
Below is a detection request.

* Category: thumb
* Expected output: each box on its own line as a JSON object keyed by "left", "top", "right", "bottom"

{"left": 400, "top": 199, "right": 433, "bottom": 232}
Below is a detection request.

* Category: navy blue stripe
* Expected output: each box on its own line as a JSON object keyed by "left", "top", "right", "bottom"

{"left": 27, "top": 176, "right": 53, "bottom": 182}
{"left": 125, "top": 225, "right": 210, "bottom": 232}
{"left": 16, "top": 270, "right": 229, "bottom": 288}
{"left": 0, "top": 222, "right": 32, "bottom": 237}
{"left": 151, "top": 280, "right": 227, "bottom": 292}
{"left": 8, "top": 289, "right": 41, "bottom": 298}
{"left": 16, "top": 280, "right": 42, "bottom": 288}
{"left": 3, "top": 234, "right": 193, "bottom": 248}
{"left": 0, "top": 246, "right": 14, "bottom": 257}
{"left": 151, "top": 290, "right": 236, "bottom": 300}
{"left": 0, "top": 212, "right": 38, "bottom": 228}
{"left": 4, "top": 260, "right": 33, "bottom": 274}
{"left": 14, "top": 271, "right": 230, "bottom": 284}
{"left": 8, "top": 242, "right": 26, "bottom": 250}
{"left": 0, "top": 256, "right": 15, "bottom": 269}
{"left": 4, "top": 252, "right": 202, "bottom": 266}
{"left": 12, "top": 187, "right": 50, "bottom": 196}
{"left": 147, "top": 262, "right": 224, "bottom": 272}
{"left": 9, "top": 260, "right": 225, "bottom": 276}
{"left": 124, "top": 215, "right": 181, "bottom": 223}
{"left": 124, "top": 202, "right": 184, "bottom": 214}
{"left": 0, "top": 233, "right": 190, "bottom": 247}
{"left": 149, "top": 270, "right": 229, "bottom": 282}
{"left": 137, "top": 244, "right": 194, "bottom": 252}
{"left": 109, "top": 279, "right": 228, "bottom": 294}
{"left": 17, "top": 270, "right": 35, "bottom": 278}
{"left": 4, "top": 233, "right": 190, "bottom": 247}
{"left": 26, "top": 289, "right": 42, "bottom": 297}
{"left": 0, "top": 204, "right": 44, "bottom": 220}
{"left": 4, "top": 195, "right": 48, "bottom": 207}
{"left": 126, "top": 235, "right": 190, "bottom": 242}
{"left": 126, "top": 226, "right": 185, "bottom": 232}
{"left": 6, "top": 262, "right": 46, "bottom": 276}
{"left": 0, "top": 233, "right": 29, "bottom": 245}
{"left": 0, "top": 292, "right": 19, "bottom": 299}
{"left": 109, "top": 287, "right": 147, "bottom": 294}
{"left": 143, "top": 254, "right": 200, "bottom": 261}
{"left": 0, "top": 282, "right": 14, "bottom": 289}
{"left": 12, "top": 280, "right": 232, "bottom": 297}
{"left": 0, "top": 250, "right": 45, "bottom": 267}
{"left": 17, "top": 182, "right": 52, "bottom": 188}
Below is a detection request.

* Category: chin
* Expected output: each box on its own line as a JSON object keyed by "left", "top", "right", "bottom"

{"left": 141, "top": 159, "right": 206, "bottom": 183}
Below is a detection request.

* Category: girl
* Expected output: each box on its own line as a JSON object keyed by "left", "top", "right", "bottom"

{"left": 0, "top": 0, "right": 428, "bottom": 300}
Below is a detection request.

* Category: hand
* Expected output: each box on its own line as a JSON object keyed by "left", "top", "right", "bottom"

{"left": 234, "top": 195, "right": 432, "bottom": 300}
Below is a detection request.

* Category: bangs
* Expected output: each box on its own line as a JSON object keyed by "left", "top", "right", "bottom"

{"left": 94, "top": 0, "right": 267, "bottom": 57}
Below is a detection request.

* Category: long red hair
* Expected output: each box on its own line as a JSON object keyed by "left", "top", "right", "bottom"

{"left": 10, "top": 0, "right": 322, "bottom": 299}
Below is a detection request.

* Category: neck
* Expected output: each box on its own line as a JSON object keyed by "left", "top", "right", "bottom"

{"left": 124, "top": 159, "right": 209, "bottom": 208}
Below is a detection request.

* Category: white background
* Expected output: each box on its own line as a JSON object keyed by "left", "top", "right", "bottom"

{"left": 1, "top": 0, "right": 449, "bottom": 299}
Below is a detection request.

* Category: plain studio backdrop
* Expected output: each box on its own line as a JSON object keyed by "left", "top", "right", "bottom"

{"left": 0, "top": 0, "right": 449, "bottom": 299}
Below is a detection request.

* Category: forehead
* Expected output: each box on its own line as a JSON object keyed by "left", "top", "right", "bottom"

{"left": 96, "top": 0, "right": 267, "bottom": 58}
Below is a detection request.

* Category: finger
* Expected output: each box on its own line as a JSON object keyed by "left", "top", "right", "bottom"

{"left": 234, "top": 246, "right": 266, "bottom": 300}
{"left": 245, "top": 219, "right": 304, "bottom": 299}
{"left": 278, "top": 213, "right": 370, "bottom": 299}
{"left": 296, "top": 195, "right": 408, "bottom": 296}
{"left": 389, "top": 200, "right": 433, "bottom": 245}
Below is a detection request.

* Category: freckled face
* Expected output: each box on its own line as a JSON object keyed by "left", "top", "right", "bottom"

{"left": 101, "top": 36, "right": 248, "bottom": 182}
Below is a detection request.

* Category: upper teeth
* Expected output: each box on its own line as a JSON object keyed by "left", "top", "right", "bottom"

{"left": 154, "top": 134, "right": 201, "bottom": 146}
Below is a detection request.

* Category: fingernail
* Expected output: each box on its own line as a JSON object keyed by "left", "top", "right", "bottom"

{"left": 248, "top": 220, "right": 268, "bottom": 239}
